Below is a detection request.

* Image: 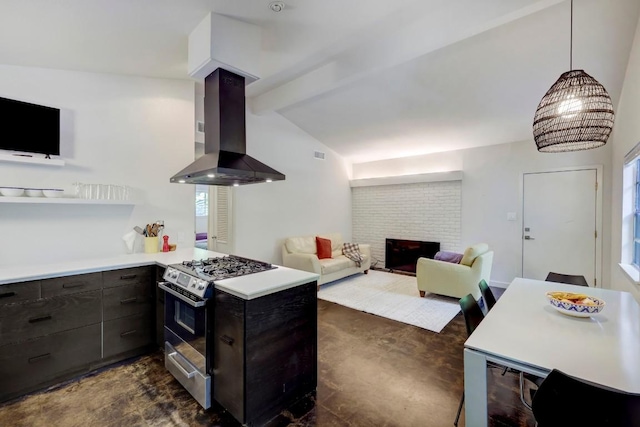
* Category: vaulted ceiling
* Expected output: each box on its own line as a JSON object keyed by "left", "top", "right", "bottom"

{"left": 1, "top": 0, "right": 638, "bottom": 163}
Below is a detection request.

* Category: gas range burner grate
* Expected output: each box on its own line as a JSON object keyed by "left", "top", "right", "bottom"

{"left": 182, "top": 255, "right": 276, "bottom": 280}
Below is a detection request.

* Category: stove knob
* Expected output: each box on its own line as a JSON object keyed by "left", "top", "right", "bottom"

{"left": 191, "top": 283, "right": 196, "bottom": 288}
{"left": 198, "top": 285, "right": 204, "bottom": 290}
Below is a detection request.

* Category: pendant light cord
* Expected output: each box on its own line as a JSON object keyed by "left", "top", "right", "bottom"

{"left": 570, "top": 0, "right": 573, "bottom": 70}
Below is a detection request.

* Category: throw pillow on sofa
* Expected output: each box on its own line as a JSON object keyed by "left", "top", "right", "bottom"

{"left": 316, "top": 237, "right": 332, "bottom": 259}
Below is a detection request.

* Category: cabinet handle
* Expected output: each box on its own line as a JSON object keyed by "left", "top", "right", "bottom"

{"left": 120, "top": 329, "right": 137, "bottom": 337}
{"left": 220, "top": 335, "right": 234, "bottom": 346}
{"left": 0, "top": 292, "right": 16, "bottom": 299}
{"left": 62, "top": 282, "right": 85, "bottom": 289}
{"left": 28, "top": 315, "right": 52, "bottom": 323}
{"left": 120, "top": 297, "right": 138, "bottom": 304}
{"left": 120, "top": 274, "right": 137, "bottom": 280}
{"left": 28, "top": 353, "right": 51, "bottom": 363}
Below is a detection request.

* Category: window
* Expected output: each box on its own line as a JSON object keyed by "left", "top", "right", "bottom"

{"left": 635, "top": 159, "right": 640, "bottom": 267}
{"left": 622, "top": 142, "right": 640, "bottom": 279}
{"left": 195, "top": 189, "right": 208, "bottom": 217}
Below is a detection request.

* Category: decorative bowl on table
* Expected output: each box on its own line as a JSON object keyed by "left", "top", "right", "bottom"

{"left": 0, "top": 187, "right": 24, "bottom": 197}
{"left": 546, "top": 291, "right": 605, "bottom": 317}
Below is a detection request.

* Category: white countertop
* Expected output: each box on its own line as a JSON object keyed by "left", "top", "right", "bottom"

{"left": 0, "top": 248, "right": 319, "bottom": 300}
{"left": 465, "top": 278, "right": 640, "bottom": 393}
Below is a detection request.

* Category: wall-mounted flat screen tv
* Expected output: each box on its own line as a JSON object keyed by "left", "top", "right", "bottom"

{"left": 0, "top": 96, "right": 60, "bottom": 156}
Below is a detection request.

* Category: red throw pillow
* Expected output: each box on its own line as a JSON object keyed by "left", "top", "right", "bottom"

{"left": 316, "top": 237, "right": 332, "bottom": 259}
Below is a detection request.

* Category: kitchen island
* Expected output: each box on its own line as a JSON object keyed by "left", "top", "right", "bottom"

{"left": 0, "top": 248, "right": 319, "bottom": 426}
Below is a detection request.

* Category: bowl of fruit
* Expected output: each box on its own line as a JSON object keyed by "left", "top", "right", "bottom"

{"left": 546, "top": 291, "right": 605, "bottom": 318}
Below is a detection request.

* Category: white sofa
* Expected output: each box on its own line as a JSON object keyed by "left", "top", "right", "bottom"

{"left": 282, "top": 233, "right": 371, "bottom": 286}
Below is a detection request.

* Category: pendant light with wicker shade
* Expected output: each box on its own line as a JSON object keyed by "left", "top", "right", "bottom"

{"left": 533, "top": 0, "right": 615, "bottom": 152}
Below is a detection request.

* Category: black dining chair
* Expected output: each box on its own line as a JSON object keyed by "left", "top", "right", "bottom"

{"left": 478, "top": 279, "right": 496, "bottom": 312}
{"left": 532, "top": 369, "right": 640, "bottom": 427}
{"left": 545, "top": 272, "right": 589, "bottom": 287}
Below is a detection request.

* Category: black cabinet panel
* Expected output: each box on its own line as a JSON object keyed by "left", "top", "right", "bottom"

{"left": 103, "top": 310, "right": 154, "bottom": 359}
{"left": 41, "top": 272, "right": 102, "bottom": 298}
{"left": 0, "top": 280, "right": 40, "bottom": 306}
{"left": 214, "top": 290, "right": 245, "bottom": 422}
{"left": 155, "top": 266, "right": 165, "bottom": 348}
{"left": 213, "top": 281, "right": 317, "bottom": 426}
{"left": 103, "top": 282, "right": 153, "bottom": 321}
{"left": 0, "top": 290, "right": 102, "bottom": 346}
{"left": 245, "top": 282, "right": 317, "bottom": 425}
{"left": 0, "top": 323, "right": 101, "bottom": 401}
{"left": 103, "top": 266, "right": 153, "bottom": 289}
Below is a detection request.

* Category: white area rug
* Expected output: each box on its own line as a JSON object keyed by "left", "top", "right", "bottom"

{"left": 318, "top": 270, "right": 461, "bottom": 333}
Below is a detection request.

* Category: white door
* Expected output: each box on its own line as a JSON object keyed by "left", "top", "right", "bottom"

{"left": 208, "top": 186, "right": 233, "bottom": 254}
{"left": 522, "top": 169, "right": 598, "bottom": 286}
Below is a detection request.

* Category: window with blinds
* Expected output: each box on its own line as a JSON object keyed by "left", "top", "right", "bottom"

{"left": 216, "top": 186, "right": 229, "bottom": 244}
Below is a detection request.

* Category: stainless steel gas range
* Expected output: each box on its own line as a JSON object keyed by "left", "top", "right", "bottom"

{"left": 158, "top": 255, "right": 276, "bottom": 409}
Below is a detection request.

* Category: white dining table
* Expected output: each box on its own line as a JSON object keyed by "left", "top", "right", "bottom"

{"left": 463, "top": 278, "right": 640, "bottom": 427}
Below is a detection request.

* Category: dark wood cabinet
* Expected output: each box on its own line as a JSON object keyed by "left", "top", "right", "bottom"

{"left": 101, "top": 266, "right": 155, "bottom": 361}
{"left": 103, "top": 282, "right": 154, "bottom": 321}
{"left": 0, "top": 290, "right": 102, "bottom": 346}
{"left": 0, "top": 264, "right": 157, "bottom": 403}
{"left": 213, "top": 281, "right": 317, "bottom": 426}
{"left": 0, "top": 280, "right": 40, "bottom": 305}
{"left": 0, "top": 324, "right": 101, "bottom": 401}
{"left": 103, "top": 310, "right": 154, "bottom": 359}
{"left": 103, "top": 266, "right": 153, "bottom": 289}
{"left": 155, "top": 267, "right": 165, "bottom": 348}
{"left": 41, "top": 272, "right": 102, "bottom": 298}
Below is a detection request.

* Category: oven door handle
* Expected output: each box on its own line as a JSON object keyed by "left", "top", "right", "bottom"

{"left": 167, "top": 350, "right": 197, "bottom": 379}
{"left": 158, "top": 282, "right": 206, "bottom": 308}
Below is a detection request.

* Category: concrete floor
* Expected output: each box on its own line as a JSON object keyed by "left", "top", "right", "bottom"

{"left": 0, "top": 293, "right": 534, "bottom": 427}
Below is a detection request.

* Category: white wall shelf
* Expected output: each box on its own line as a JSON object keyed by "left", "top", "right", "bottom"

{"left": 0, "top": 153, "right": 65, "bottom": 166}
{"left": 0, "top": 197, "right": 136, "bottom": 205}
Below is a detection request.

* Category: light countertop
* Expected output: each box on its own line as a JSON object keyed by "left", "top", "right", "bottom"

{"left": 0, "top": 248, "right": 319, "bottom": 300}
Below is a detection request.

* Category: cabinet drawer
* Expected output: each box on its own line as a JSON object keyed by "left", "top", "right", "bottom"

{"left": 0, "top": 290, "right": 102, "bottom": 346}
{"left": 41, "top": 272, "right": 102, "bottom": 298}
{"left": 0, "top": 281, "right": 40, "bottom": 306}
{"left": 103, "top": 266, "right": 153, "bottom": 289}
{"left": 103, "top": 310, "right": 153, "bottom": 359}
{"left": 0, "top": 323, "right": 101, "bottom": 401}
{"left": 103, "top": 282, "right": 154, "bottom": 321}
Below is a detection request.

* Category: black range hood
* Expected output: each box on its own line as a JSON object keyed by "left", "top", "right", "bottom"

{"left": 170, "top": 68, "right": 285, "bottom": 186}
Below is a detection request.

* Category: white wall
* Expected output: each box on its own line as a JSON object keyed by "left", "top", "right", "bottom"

{"left": 352, "top": 181, "right": 461, "bottom": 267}
{"left": 0, "top": 65, "right": 195, "bottom": 267}
{"left": 611, "top": 16, "right": 640, "bottom": 301}
{"left": 232, "top": 111, "right": 353, "bottom": 263}
{"left": 352, "top": 140, "right": 612, "bottom": 287}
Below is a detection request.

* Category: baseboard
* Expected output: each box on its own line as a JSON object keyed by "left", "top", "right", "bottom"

{"left": 490, "top": 280, "right": 510, "bottom": 289}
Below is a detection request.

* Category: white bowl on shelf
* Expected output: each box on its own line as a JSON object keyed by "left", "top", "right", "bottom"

{"left": 25, "top": 188, "right": 44, "bottom": 197}
{"left": 0, "top": 187, "right": 25, "bottom": 197}
{"left": 42, "top": 189, "right": 65, "bottom": 198}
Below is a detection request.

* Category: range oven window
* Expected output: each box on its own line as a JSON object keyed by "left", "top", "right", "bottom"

{"left": 175, "top": 301, "right": 196, "bottom": 334}
{"left": 164, "top": 291, "right": 208, "bottom": 357}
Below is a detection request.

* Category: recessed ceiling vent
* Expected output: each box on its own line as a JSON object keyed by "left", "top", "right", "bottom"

{"left": 314, "top": 151, "right": 326, "bottom": 160}
{"left": 269, "top": 2, "right": 285, "bottom": 12}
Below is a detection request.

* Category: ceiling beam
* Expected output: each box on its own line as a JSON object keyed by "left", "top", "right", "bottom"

{"left": 247, "top": 0, "right": 565, "bottom": 115}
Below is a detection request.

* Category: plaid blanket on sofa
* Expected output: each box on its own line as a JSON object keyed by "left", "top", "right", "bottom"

{"left": 342, "top": 242, "right": 364, "bottom": 267}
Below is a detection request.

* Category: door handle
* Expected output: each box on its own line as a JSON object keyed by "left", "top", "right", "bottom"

{"left": 167, "top": 351, "right": 197, "bottom": 379}
{"left": 524, "top": 236, "right": 535, "bottom": 240}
